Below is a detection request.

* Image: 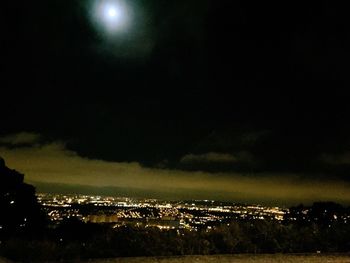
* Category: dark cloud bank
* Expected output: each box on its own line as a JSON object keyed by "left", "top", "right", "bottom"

{"left": 1, "top": 132, "right": 350, "bottom": 206}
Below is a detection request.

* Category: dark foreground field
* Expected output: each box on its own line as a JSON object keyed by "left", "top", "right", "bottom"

{"left": 1, "top": 254, "right": 350, "bottom": 263}
{"left": 87, "top": 255, "right": 350, "bottom": 263}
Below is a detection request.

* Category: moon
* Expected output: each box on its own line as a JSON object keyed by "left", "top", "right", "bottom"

{"left": 108, "top": 8, "right": 117, "bottom": 18}
{"left": 91, "top": 0, "right": 131, "bottom": 35}
{"left": 88, "top": 0, "right": 151, "bottom": 59}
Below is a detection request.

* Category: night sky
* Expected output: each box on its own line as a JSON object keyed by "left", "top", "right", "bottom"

{"left": 1, "top": 0, "right": 350, "bottom": 205}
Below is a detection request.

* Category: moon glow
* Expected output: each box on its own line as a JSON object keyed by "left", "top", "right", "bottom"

{"left": 108, "top": 8, "right": 117, "bottom": 18}
{"left": 91, "top": 0, "right": 131, "bottom": 35}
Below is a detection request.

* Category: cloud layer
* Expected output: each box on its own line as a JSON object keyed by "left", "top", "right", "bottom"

{"left": 1, "top": 133, "right": 350, "bottom": 205}
{"left": 180, "top": 152, "right": 238, "bottom": 164}
{"left": 0, "top": 132, "right": 41, "bottom": 146}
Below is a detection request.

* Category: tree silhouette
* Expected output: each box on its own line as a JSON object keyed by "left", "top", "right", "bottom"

{"left": 0, "top": 157, "right": 45, "bottom": 238}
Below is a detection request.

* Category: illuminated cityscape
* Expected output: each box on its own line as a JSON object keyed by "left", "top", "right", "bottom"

{"left": 38, "top": 193, "right": 287, "bottom": 231}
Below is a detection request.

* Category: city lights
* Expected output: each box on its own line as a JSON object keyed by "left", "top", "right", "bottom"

{"left": 38, "top": 193, "right": 290, "bottom": 231}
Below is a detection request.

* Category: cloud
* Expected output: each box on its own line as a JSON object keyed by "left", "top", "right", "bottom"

{"left": 179, "top": 151, "right": 256, "bottom": 172}
{"left": 193, "top": 129, "right": 271, "bottom": 155}
{"left": 1, "top": 137, "right": 350, "bottom": 205}
{"left": 320, "top": 152, "right": 350, "bottom": 165}
{"left": 239, "top": 130, "right": 271, "bottom": 146}
{"left": 0, "top": 132, "right": 41, "bottom": 146}
{"left": 180, "top": 152, "right": 238, "bottom": 164}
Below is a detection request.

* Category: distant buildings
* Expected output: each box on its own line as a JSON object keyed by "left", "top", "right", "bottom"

{"left": 38, "top": 193, "right": 291, "bottom": 231}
